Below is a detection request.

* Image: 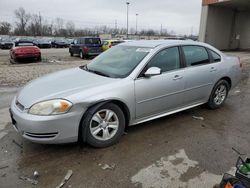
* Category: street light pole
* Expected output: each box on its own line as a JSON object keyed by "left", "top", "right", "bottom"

{"left": 136, "top": 13, "right": 138, "bottom": 35}
{"left": 126, "top": 2, "right": 130, "bottom": 39}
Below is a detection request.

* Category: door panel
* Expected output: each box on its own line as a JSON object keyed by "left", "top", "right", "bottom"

{"left": 182, "top": 64, "right": 218, "bottom": 105}
{"left": 134, "top": 47, "right": 185, "bottom": 119}
{"left": 181, "top": 45, "right": 220, "bottom": 105}
{"left": 135, "top": 70, "right": 185, "bottom": 119}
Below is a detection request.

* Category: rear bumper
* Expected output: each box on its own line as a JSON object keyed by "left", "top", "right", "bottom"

{"left": 10, "top": 98, "right": 84, "bottom": 144}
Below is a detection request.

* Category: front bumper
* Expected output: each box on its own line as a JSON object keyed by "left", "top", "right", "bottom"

{"left": 10, "top": 99, "right": 84, "bottom": 144}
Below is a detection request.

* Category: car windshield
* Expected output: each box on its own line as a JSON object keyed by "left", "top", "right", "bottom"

{"left": 16, "top": 42, "right": 34, "bottom": 46}
{"left": 85, "top": 46, "right": 152, "bottom": 78}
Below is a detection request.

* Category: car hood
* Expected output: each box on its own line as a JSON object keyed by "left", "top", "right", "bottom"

{"left": 17, "top": 67, "right": 118, "bottom": 108}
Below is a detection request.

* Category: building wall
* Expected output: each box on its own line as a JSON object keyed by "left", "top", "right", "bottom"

{"left": 238, "top": 11, "right": 250, "bottom": 49}
{"left": 198, "top": 6, "right": 209, "bottom": 42}
{"left": 205, "top": 6, "right": 234, "bottom": 50}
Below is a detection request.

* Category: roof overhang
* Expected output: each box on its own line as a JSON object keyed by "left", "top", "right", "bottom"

{"left": 203, "top": 0, "right": 250, "bottom": 11}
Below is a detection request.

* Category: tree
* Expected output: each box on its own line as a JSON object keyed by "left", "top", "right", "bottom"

{"left": 0, "top": 22, "right": 11, "bottom": 35}
{"left": 54, "top": 17, "right": 64, "bottom": 36}
{"left": 66, "top": 21, "right": 75, "bottom": 36}
{"left": 14, "top": 7, "right": 30, "bottom": 35}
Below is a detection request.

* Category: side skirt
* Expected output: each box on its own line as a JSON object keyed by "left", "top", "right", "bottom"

{"left": 131, "top": 102, "right": 205, "bottom": 126}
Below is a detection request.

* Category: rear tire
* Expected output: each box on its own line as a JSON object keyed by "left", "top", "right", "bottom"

{"left": 81, "top": 103, "right": 125, "bottom": 148}
{"left": 207, "top": 80, "right": 229, "bottom": 109}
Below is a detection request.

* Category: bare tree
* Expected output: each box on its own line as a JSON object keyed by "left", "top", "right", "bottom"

{"left": 66, "top": 21, "right": 75, "bottom": 36}
{"left": 14, "top": 7, "right": 30, "bottom": 35}
{"left": 54, "top": 17, "right": 64, "bottom": 36}
{"left": 0, "top": 22, "right": 12, "bottom": 35}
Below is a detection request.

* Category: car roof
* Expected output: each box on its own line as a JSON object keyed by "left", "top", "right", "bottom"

{"left": 120, "top": 40, "right": 205, "bottom": 48}
{"left": 79, "top": 37, "right": 100, "bottom": 39}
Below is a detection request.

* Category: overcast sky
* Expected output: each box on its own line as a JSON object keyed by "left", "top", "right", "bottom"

{"left": 0, "top": 0, "right": 202, "bottom": 35}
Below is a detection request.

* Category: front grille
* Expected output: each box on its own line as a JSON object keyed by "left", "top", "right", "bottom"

{"left": 15, "top": 100, "right": 25, "bottom": 111}
{"left": 24, "top": 132, "right": 58, "bottom": 139}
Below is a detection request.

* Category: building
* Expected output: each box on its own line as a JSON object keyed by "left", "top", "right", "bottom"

{"left": 199, "top": 0, "right": 250, "bottom": 50}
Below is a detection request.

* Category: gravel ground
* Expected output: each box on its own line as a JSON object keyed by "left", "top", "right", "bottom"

{"left": 0, "top": 48, "right": 89, "bottom": 86}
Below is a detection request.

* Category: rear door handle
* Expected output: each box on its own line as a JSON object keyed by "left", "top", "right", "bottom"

{"left": 210, "top": 67, "right": 217, "bottom": 72}
{"left": 173, "top": 75, "right": 183, "bottom": 80}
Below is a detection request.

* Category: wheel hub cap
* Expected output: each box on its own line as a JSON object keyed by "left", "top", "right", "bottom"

{"left": 90, "top": 109, "right": 119, "bottom": 141}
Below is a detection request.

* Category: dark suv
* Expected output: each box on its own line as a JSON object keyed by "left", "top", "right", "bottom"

{"left": 69, "top": 37, "right": 102, "bottom": 59}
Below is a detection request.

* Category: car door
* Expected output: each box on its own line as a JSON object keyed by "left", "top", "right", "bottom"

{"left": 135, "top": 47, "right": 185, "bottom": 119}
{"left": 72, "top": 39, "right": 81, "bottom": 54}
{"left": 181, "top": 45, "right": 221, "bottom": 106}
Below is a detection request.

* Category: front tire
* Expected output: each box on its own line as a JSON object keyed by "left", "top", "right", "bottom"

{"left": 207, "top": 80, "right": 229, "bottom": 109}
{"left": 81, "top": 103, "right": 125, "bottom": 148}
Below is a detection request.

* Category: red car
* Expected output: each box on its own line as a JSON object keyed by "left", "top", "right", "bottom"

{"left": 10, "top": 41, "right": 41, "bottom": 63}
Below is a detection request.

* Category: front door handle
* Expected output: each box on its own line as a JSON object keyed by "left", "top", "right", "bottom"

{"left": 173, "top": 75, "right": 183, "bottom": 80}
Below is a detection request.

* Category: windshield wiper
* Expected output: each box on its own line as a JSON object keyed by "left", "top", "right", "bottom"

{"left": 80, "top": 65, "right": 110, "bottom": 77}
{"left": 88, "top": 69, "right": 111, "bottom": 77}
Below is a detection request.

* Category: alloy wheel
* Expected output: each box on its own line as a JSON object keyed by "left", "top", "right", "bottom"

{"left": 214, "top": 85, "right": 227, "bottom": 105}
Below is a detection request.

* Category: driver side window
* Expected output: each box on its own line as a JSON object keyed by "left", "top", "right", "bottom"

{"left": 146, "top": 47, "right": 180, "bottom": 73}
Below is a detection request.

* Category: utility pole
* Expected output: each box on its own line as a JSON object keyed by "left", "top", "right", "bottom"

{"left": 136, "top": 13, "right": 138, "bottom": 35}
{"left": 126, "top": 2, "right": 130, "bottom": 39}
{"left": 39, "top": 12, "right": 42, "bottom": 36}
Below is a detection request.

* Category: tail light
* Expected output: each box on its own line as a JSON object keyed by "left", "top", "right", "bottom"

{"left": 238, "top": 57, "right": 243, "bottom": 69}
{"left": 83, "top": 47, "right": 88, "bottom": 53}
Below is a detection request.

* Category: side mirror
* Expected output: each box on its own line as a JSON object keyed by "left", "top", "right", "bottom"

{"left": 144, "top": 67, "right": 161, "bottom": 77}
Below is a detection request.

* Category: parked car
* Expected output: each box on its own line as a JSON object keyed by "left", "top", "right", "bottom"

{"left": 69, "top": 37, "right": 102, "bottom": 58}
{"left": 10, "top": 40, "right": 41, "bottom": 63}
{"left": 51, "top": 39, "right": 68, "bottom": 48}
{"left": 33, "top": 38, "right": 52, "bottom": 48}
{"left": 0, "top": 38, "right": 13, "bottom": 49}
{"left": 102, "top": 40, "right": 124, "bottom": 51}
{"left": 10, "top": 40, "right": 242, "bottom": 147}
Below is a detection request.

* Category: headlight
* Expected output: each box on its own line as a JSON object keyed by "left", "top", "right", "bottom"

{"left": 28, "top": 99, "right": 72, "bottom": 115}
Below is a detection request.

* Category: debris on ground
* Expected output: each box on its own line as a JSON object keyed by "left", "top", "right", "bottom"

{"left": 234, "top": 90, "right": 241, "bottom": 94}
{"left": 56, "top": 170, "right": 73, "bottom": 188}
{"left": 19, "top": 176, "right": 38, "bottom": 185}
{"left": 12, "top": 139, "right": 23, "bottom": 149}
{"left": 0, "top": 165, "right": 9, "bottom": 170}
{"left": 101, "top": 163, "right": 116, "bottom": 170}
{"left": 192, "top": 116, "right": 205, "bottom": 121}
{"left": 48, "top": 59, "right": 61, "bottom": 63}
{"left": 33, "top": 171, "right": 39, "bottom": 178}
{"left": 232, "top": 147, "right": 246, "bottom": 156}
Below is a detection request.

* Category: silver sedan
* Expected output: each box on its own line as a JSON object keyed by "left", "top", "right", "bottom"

{"left": 10, "top": 40, "right": 242, "bottom": 147}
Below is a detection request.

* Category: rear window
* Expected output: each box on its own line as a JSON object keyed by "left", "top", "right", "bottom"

{"left": 85, "top": 38, "right": 101, "bottom": 45}
{"left": 208, "top": 49, "right": 221, "bottom": 62}
{"left": 182, "top": 46, "right": 210, "bottom": 66}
